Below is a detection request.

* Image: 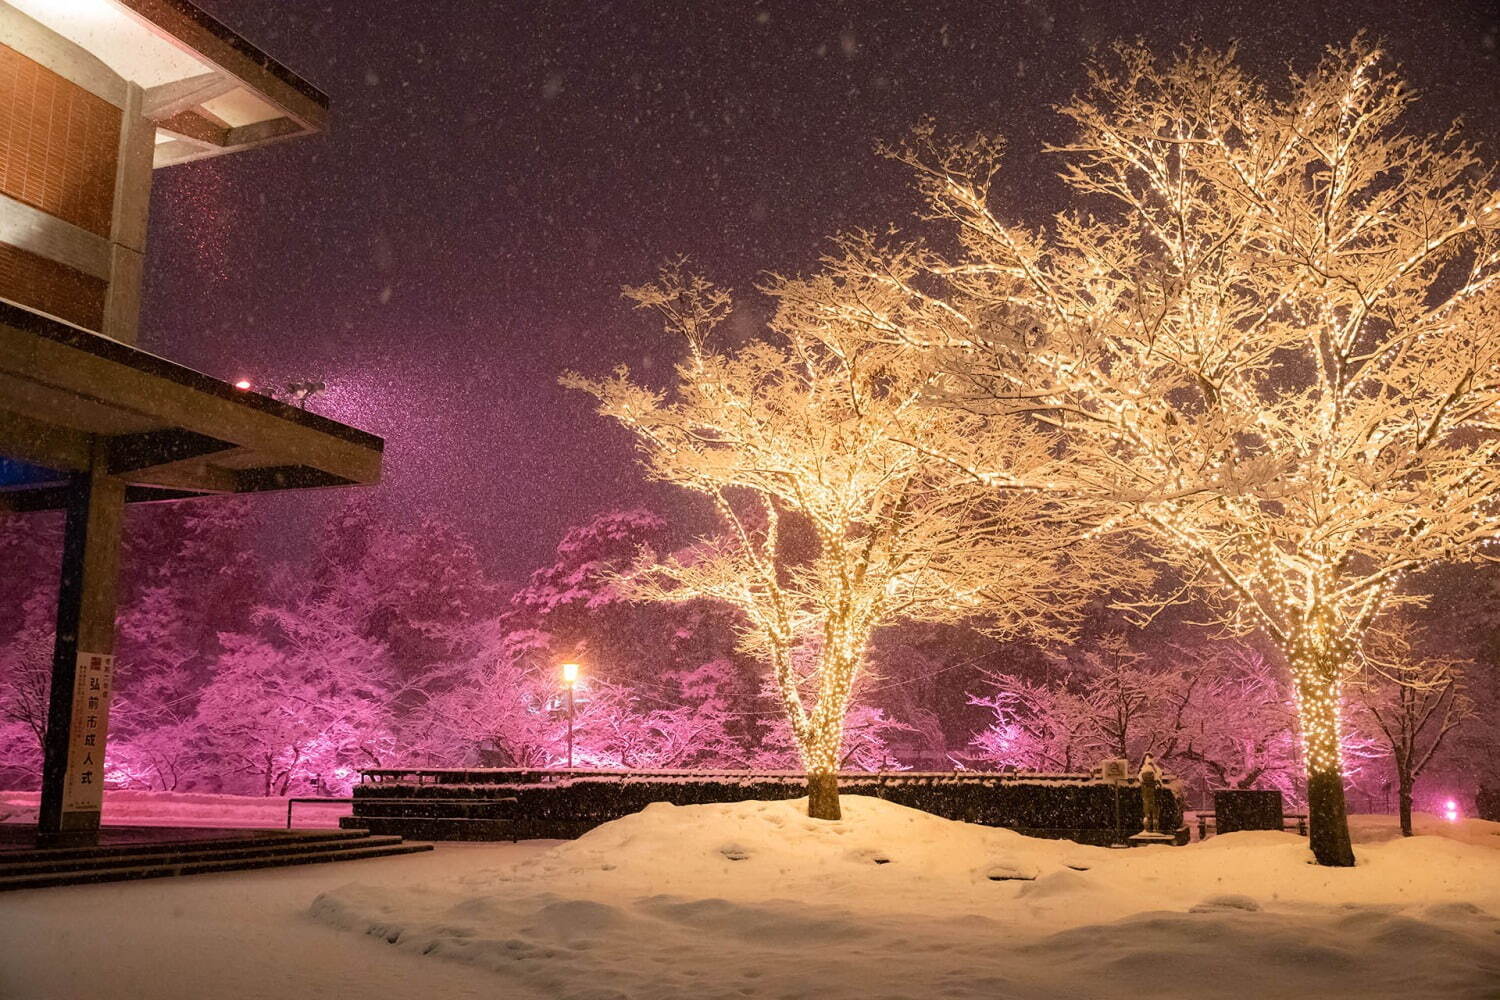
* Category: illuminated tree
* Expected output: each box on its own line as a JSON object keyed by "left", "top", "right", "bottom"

{"left": 1353, "top": 622, "right": 1475, "bottom": 836}
{"left": 566, "top": 266, "right": 1113, "bottom": 819}
{"left": 1152, "top": 645, "right": 1302, "bottom": 800}
{"left": 966, "top": 672, "right": 1099, "bottom": 772}
{"left": 0, "top": 592, "right": 54, "bottom": 784}
{"left": 197, "top": 592, "right": 400, "bottom": 795}
{"left": 820, "top": 40, "right": 1499, "bottom": 863}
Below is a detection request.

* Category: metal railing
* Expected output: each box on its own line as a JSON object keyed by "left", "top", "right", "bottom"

{"left": 285, "top": 797, "right": 354, "bottom": 828}
{"left": 1195, "top": 812, "right": 1308, "bottom": 840}
{"left": 357, "top": 767, "right": 1128, "bottom": 786}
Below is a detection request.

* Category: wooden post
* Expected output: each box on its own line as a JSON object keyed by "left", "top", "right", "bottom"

{"left": 37, "top": 440, "right": 125, "bottom": 839}
{"left": 102, "top": 82, "right": 155, "bottom": 346}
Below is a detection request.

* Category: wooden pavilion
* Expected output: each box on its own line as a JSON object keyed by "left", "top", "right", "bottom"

{"left": 0, "top": 0, "right": 383, "bottom": 841}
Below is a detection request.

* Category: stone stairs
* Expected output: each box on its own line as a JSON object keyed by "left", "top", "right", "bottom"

{"left": 0, "top": 828, "right": 431, "bottom": 891}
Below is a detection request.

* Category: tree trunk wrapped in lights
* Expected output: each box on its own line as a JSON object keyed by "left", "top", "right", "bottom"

{"left": 800, "top": 41, "right": 1500, "bottom": 861}
{"left": 1288, "top": 623, "right": 1358, "bottom": 866}
{"left": 566, "top": 266, "right": 1122, "bottom": 820}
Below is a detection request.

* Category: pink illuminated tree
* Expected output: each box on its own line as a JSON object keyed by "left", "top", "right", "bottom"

{"left": 195, "top": 591, "right": 399, "bottom": 795}
{"left": 0, "top": 592, "right": 54, "bottom": 784}
{"left": 966, "top": 639, "right": 1304, "bottom": 801}
{"left": 1352, "top": 622, "right": 1475, "bottom": 835}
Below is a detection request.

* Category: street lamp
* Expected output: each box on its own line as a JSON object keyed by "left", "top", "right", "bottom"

{"left": 560, "top": 663, "right": 580, "bottom": 769}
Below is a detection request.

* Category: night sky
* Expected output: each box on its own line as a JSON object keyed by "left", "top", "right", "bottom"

{"left": 140, "top": 0, "right": 1500, "bottom": 579}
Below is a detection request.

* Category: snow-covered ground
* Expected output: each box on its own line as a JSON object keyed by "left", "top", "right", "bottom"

{"left": 2, "top": 796, "right": 1497, "bottom": 999}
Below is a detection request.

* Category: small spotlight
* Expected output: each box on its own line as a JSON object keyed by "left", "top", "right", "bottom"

{"left": 234, "top": 379, "right": 252, "bottom": 390}
{"left": 1443, "top": 799, "right": 1460, "bottom": 823}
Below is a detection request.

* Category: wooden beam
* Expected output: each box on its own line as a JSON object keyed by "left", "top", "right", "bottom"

{"left": 0, "top": 484, "right": 70, "bottom": 512}
{"left": 155, "top": 109, "right": 229, "bottom": 148}
{"left": 113, "top": 0, "right": 329, "bottom": 132}
{"left": 0, "top": 305, "right": 383, "bottom": 487}
{"left": 142, "top": 71, "right": 235, "bottom": 119}
{"left": 0, "top": 194, "right": 112, "bottom": 280}
{"left": 152, "top": 138, "right": 211, "bottom": 169}
{"left": 153, "top": 114, "right": 307, "bottom": 168}
{"left": 224, "top": 117, "right": 302, "bottom": 148}
{"left": 101, "top": 83, "right": 156, "bottom": 345}
{"left": 0, "top": 406, "right": 91, "bottom": 471}
{"left": 127, "top": 460, "right": 240, "bottom": 494}
{"left": 0, "top": 332, "right": 383, "bottom": 485}
{"left": 236, "top": 465, "right": 350, "bottom": 492}
{"left": 0, "top": 482, "right": 220, "bottom": 513}
{"left": 106, "top": 428, "right": 236, "bottom": 474}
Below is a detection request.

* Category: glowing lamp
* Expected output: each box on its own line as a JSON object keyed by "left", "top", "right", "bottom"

{"left": 560, "top": 663, "right": 580, "bottom": 769}
{"left": 234, "top": 379, "right": 252, "bottom": 390}
{"left": 1443, "top": 799, "right": 1460, "bottom": 823}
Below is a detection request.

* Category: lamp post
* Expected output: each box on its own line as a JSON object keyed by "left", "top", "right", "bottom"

{"left": 561, "top": 662, "right": 579, "bottom": 769}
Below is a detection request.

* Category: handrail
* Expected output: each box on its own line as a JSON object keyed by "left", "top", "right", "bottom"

{"left": 285, "top": 796, "right": 354, "bottom": 828}
{"left": 356, "top": 767, "right": 1149, "bottom": 785}
{"left": 1196, "top": 812, "right": 1309, "bottom": 839}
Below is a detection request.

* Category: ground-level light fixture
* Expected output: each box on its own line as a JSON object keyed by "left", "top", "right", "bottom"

{"left": 234, "top": 379, "right": 252, "bottom": 390}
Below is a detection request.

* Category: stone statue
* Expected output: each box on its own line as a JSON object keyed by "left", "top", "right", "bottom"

{"left": 1138, "top": 753, "right": 1163, "bottom": 834}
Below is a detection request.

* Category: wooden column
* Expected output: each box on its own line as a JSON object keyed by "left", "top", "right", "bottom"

{"left": 102, "top": 83, "right": 155, "bottom": 345}
{"left": 37, "top": 439, "right": 125, "bottom": 838}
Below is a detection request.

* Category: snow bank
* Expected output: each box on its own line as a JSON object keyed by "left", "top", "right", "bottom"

{"left": 310, "top": 796, "right": 1500, "bottom": 999}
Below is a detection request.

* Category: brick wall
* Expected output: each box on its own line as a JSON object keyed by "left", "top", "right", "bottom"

{"left": 0, "top": 242, "right": 107, "bottom": 330}
{"left": 0, "top": 42, "right": 120, "bottom": 330}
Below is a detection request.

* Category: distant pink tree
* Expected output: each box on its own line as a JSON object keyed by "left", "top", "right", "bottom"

{"left": 0, "top": 592, "right": 54, "bottom": 785}
{"left": 966, "top": 674, "right": 1099, "bottom": 772}
{"left": 1352, "top": 623, "right": 1475, "bottom": 835}
{"left": 0, "top": 515, "right": 61, "bottom": 788}
{"left": 412, "top": 645, "right": 601, "bottom": 769}
{"left": 1152, "top": 646, "right": 1303, "bottom": 799}
{"left": 586, "top": 695, "right": 742, "bottom": 769}
{"left": 194, "top": 600, "right": 398, "bottom": 796}
{"left": 411, "top": 612, "right": 746, "bottom": 770}
{"left": 966, "top": 638, "right": 1307, "bottom": 799}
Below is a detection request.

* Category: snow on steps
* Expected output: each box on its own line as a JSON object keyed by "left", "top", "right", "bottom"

{"left": 0, "top": 829, "right": 432, "bottom": 891}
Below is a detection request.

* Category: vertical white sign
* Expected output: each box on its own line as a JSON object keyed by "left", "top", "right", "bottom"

{"left": 62, "top": 651, "right": 115, "bottom": 814}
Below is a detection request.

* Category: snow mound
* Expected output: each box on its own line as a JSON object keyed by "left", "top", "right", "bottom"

{"left": 528, "top": 795, "right": 1081, "bottom": 893}
{"left": 310, "top": 796, "right": 1500, "bottom": 1000}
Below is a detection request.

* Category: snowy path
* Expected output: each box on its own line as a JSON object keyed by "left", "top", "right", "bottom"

{"left": 2, "top": 800, "right": 1498, "bottom": 1000}
{"left": 0, "top": 841, "right": 556, "bottom": 1000}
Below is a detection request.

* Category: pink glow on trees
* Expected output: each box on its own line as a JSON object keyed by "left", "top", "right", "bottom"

{"left": 1352, "top": 621, "right": 1475, "bottom": 836}
{"left": 966, "top": 639, "right": 1307, "bottom": 801}
{"left": 410, "top": 639, "right": 746, "bottom": 771}
{"left": 0, "top": 592, "right": 54, "bottom": 783}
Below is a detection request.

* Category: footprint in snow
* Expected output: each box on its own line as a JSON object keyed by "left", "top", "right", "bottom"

{"left": 1189, "top": 894, "right": 1261, "bottom": 913}
{"left": 984, "top": 861, "right": 1038, "bottom": 882}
